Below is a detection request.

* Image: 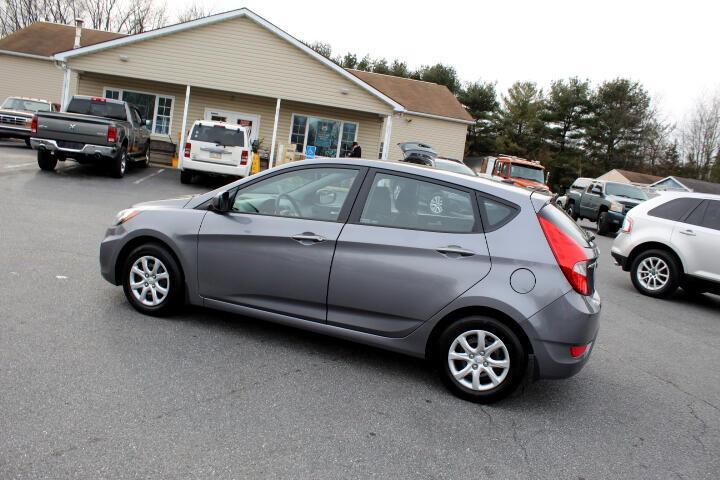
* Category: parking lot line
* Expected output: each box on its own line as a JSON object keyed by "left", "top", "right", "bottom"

{"left": 2, "top": 162, "right": 35, "bottom": 169}
{"left": 133, "top": 168, "right": 166, "bottom": 185}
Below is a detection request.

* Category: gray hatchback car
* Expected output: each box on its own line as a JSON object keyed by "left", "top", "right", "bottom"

{"left": 100, "top": 158, "right": 601, "bottom": 403}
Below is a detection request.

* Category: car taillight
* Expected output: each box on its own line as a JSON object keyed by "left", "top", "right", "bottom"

{"left": 240, "top": 150, "right": 249, "bottom": 165}
{"left": 107, "top": 126, "right": 118, "bottom": 143}
{"left": 30, "top": 115, "right": 38, "bottom": 134}
{"left": 184, "top": 142, "right": 191, "bottom": 158}
{"left": 538, "top": 214, "right": 591, "bottom": 296}
{"left": 621, "top": 217, "right": 633, "bottom": 233}
{"left": 91, "top": 97, "right": 107, "bottom": 102}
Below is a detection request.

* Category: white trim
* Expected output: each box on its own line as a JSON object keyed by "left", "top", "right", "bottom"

{"left": 53, "top": 8, "right": 404, "bottom": 113}
{"left": 103, "top": 85, "right": 175, "bottom": 137}
{"left": 61, "top": 68, "right": 72, "bottom": 110}
{"left": 269, "top": 98, "right": 281, "bottom": 169}
{"left": 288, "top": 112, "right": 359, "bottom": 159}
{"left": 0, "top": 49, "right": 53, "bottom": 61}
{"left": 381, "top": 114, "right": 393, "bottom": 160}
{"left": 179, "top": 85, "right": 191, "bottom": 166}
{"left": 203, "top": 107, "right": 261, "bottom": 142}
{"left": 404, "top": 110, "right": 476, "bottom": 125}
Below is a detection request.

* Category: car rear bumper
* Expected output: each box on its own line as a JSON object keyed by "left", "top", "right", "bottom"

{"left": 611, "top": 251, "right": 629, "bottom": 269}
{"left": 180, "top": 157, "right": 251, "bottom": 177}
{"left": 30, "top": 138, "right": 116, "bottom": 157}
{"left": 524, "top": 290, "right": 601, "bottom": 379}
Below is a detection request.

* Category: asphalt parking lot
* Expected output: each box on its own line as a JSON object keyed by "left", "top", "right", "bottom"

{"left": 1, "top": 140, "right": 719, "bottom": 479}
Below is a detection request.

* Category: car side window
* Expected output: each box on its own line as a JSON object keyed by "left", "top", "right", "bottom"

{"left": 701, "top": 200, "right": 720, "bottom": 230}
{"left": 359, "top": 173, "right": 476, "bottom": 233}
{"left": 648, "top": 198, "right": 704, "bottom": 222}
{"left": 477, "top": 195, "right": 518, "bottom": 232}
{"left": 231, "top": 168, "right": 359, "bottom": 222}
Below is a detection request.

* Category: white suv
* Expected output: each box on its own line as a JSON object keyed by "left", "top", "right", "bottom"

{"left": 180, "top": 120, "right": 251, "bottom": 184}
{"left": 611, "top": 192, "right": 720, "bottom": 298}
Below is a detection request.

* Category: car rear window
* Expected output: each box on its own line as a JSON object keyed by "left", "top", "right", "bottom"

{"left": 648, "top": 198, "right": 704, "bottom": 221}
{"left": 67, "top": 98, "right": 127, "bottom": 120}
{"left": 476, "top": 195, "right": 519, "bottom": 232}
{"left": 191, "top": 125, "right": 245, "bottom": 147}
{"left": 539, "top": 203, "right": 593, "bottom": 247}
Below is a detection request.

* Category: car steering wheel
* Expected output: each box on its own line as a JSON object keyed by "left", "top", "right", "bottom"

{"left": 275, "top": 193, "right": 302, "bottom": 217}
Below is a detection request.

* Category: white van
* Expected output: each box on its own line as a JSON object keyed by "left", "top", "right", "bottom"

{"left": 180, "top": 120, "right": 251, "bottom": 184}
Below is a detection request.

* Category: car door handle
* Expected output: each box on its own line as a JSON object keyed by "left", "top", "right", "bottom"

{"left": 436, "top": 246, "right": 475, "bottom": 257}
{"left": 291, "top": 233, "right": 325, "bottom": 244}
{"left": 679, "top": 229, "right": 696, "bottom": 236}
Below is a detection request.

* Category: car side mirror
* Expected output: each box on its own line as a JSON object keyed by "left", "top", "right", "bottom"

{"left": 210, "top": 191, "right": 231, "bottom": 212}
{"left": 144, "top": 120, "right": 152, "bottom": 129}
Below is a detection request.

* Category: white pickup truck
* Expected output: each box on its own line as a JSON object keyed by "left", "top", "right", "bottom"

{"left": 180, "top": 120, "right": 251, "bottom": 184}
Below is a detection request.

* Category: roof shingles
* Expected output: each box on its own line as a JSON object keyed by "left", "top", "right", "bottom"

{"left": 0, "top": 22, "right": 124, "bottom": 57}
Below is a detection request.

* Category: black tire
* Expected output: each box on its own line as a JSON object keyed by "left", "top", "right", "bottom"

{"left": 37, "top": 150, "right": 57, "bottom": 171}
{"left": 180, "top": 169, "right": 193, "bottom": 184}
{"left": 435, "top": 316, "right": 527, "bottom": 404}
{"left": 110, "top": 145, "right": 128, "bottom": 178}
{"left": 137, "top": 143, "right": 150, "bottom": 168}
{"left": 24, "top": 138, "right": 31, "bottom": 148}
{"left": 567, "top": 202, "right": 579, "bottom": 221}
{"left": 122, "top": 243, "right": 184, "bottom": 316}
{"left": 630, "top": 249, "right": 680, "bottom": 299}
{"left": 597, "top": 211, "right": 610, "bottom": 235}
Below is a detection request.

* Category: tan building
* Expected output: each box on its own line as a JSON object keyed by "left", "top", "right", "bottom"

{"left": 0, "top": 22, "right": 122, "bottom": 104}
{"left": 2, "top": 9, "right": 473, "bottom": 165}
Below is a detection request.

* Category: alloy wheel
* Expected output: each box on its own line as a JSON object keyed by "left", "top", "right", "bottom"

{"left": 129, "top": 256, "right": 170, "bottom": 306}
{"left": 636, "top": 256, "right": 670, "bottom": 291}
{"left": 448, "top": 330, "right": 510, "bottom": 391}
{"left": 429, "top": 195, "right": 444, "bottom": 214}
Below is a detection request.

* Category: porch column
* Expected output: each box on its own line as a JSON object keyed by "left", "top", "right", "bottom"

{"left": 61, "top": 67, "right": 72, "bottom": 110}
{"left": 269, "top": 98, "right": 281, "bottom": 169}
{"left": 178, "top": 85, "right": 191, "bottom": 162}
{"left": 381, "top": 113, "right": 393, "bottom": 160}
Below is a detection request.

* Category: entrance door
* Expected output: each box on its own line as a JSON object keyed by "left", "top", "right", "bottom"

{"left": 204, "top": 108, "right": 260, "bottom": 144}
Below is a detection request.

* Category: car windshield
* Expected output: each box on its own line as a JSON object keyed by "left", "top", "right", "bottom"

{"left": 67, "top": 98, "right": 127, "bottom": 120}
{"left": 510, "top": 165, "right": 545, "bottom": 183}
{"left": 2, "top": 97, "right": 51, "bottom": 112}
{"left": 605, "top": 183, "right": 648, "bottom": 200}
{"left": 434, "top": 159, "right": 477, "bottom": 176}
{"left": 191, "top": 124, "right": 245, "bottom": 147}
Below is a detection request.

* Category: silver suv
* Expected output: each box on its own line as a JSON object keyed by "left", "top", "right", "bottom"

{"left": 100, "top": 159, "right": 601, "bottom": 403}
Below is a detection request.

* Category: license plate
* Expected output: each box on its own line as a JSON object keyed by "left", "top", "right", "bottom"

{"left": 210, "top": 152, "right": 222, "bottom": 159}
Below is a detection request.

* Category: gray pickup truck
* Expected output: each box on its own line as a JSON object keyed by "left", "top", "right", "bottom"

{"left": 565, "top": 179, "right": 648, "bottom": 235}
{"left": 30, "top": 95, "right": 152, "bottom": 178}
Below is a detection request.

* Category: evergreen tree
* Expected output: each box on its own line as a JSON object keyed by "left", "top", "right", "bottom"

{"left": 458, "top": 81, "right": 498, "bottom": 156}
{"left": 495, "top": 81, "right": 546, "bottom": 157}
{"left": 417, "top": 64, "right": 462, "bottom": 94}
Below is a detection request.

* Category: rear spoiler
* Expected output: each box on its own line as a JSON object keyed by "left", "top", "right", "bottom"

{"left": 530, "top": 191, "right": 553, "bottom": 213}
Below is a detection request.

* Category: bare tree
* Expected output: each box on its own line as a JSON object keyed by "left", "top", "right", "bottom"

{"left": 681, "top": 93, "right": 720, "bottom": 180}
{"left": 176, "top": 0, "right": 212, "bottom": 23}
{"left": 1, "top": 0, "right": 80, "bottom": 36}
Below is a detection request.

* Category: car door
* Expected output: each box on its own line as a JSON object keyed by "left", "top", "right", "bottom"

{"left": 197, "top": 165, "right": 365, "bottom": 321}
{"left": 580, "top": 183, "right": 601, "bottom": 219}
{"left": 672, "top": 199, "right": 720, "bottom": 282}
{"left": 326, "top": 170, "right": 492, "bottom": 338}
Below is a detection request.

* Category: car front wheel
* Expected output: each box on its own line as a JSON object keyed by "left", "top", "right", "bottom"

{"left": 630, "top": 249, "right": 680, "bottom": 298}
{"left": 567, "top": 202, "right": 578, "bottom": 221}
{"left": 436, "top": 316, "right": 527, "bottom": 404}
{"left": 122, "top": 244, "right": 183, "bottom": 316}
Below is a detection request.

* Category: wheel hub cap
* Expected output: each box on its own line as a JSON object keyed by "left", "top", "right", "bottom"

{"left": 448, "top": 329, "right": 510, "bottom": 391}
{"left": 129, "top": 256, "right": 169, "bottom": 306}
{"left": 637, "top": 257, "right": 669, "bottom": 291}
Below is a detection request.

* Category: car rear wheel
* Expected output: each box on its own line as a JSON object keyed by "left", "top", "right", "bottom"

{"left": 110, "top": 145, "right": 127, "bottom": 178}
{"left": 630, "top": 249, "right": 680, "bottom": 298}
{"left": 37, "top": 150, "right": 57, "bottom": 171}
{"left": 24, "top": 138, "right": 31, "bottom": 148}
{"left": 122, "top": 243, "right": 183, "bottom": 316}
{"left": 435, "top": 316, "right": 526, "bottom": 404}
{"left": 180, "top": 169, "right": 193, "bottom": 184}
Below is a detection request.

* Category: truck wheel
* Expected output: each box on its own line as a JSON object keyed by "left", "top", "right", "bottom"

{"left": 24, "top": 138, "right": 31, "bottom": 148}
{"left": 597, "top": 211, "right": 610, "bottom": 236}
{"left": 137, "top": 143, "right": 150, "bottom": 168}
{"left": 37, "top": 150, "right": 57, "bottom": 171}
{"left": 110, "top": 145, "right": 128, "bottom": 178}
{"left": 566, "top": 202, "right": 579, "bottom": 221}
{"left": 180, "top": 169, "right": 193, "bottom": 184}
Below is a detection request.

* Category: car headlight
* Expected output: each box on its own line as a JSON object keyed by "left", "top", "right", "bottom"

{"left": 610, "top": 202, "right": 623, "bottom": 213}
{"left": 113, "top": 208, "right": 142, "bottom": 226}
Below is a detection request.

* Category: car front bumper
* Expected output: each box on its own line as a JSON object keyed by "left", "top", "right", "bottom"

{"left": 524, "top": 289, "right": 601, "bottom": 380}
{"left": 0, "top": 125, "right": 31, "bottom": 138}
{"left": 30, "top": 138, "right": 116, "bottom": 158}
{"left": 99, "top": 226, "right": 126, "bottom": 285}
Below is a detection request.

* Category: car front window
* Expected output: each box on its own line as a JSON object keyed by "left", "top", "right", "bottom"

{"left": 2, "top": 98, "right": 51, "bottom": 112}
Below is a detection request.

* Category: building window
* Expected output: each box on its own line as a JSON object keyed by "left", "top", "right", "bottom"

{"left": 289, "top": 114, "right": 358, "bottom": 158}
{"left": 103, "top": 87, "right": 174, "bottom": 137}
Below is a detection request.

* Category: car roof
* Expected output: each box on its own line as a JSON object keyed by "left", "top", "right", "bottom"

{"left": 192, "top": 120, "right": 247, "bottom": 130}
{"left": 652, "top": 191, "right": 720, "bottom": 201}
{"left": 496, "top": 155, "right": 544, "bottom": 168}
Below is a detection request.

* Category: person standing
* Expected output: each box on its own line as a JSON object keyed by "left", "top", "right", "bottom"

{"left": 347, "top": 142, "right": 362, "bottom": 158}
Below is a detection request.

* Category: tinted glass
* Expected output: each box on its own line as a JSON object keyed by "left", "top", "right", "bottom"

{"left": 232, "top": 168, "right": 358, "bottom": 222}
{"left": 510, "top": 165, "right": 544, "bottom": 183}
{"left": 477, "top": 197, "right": 518, "bottom": 231}
{"left": 702, "top": 200, "right": 720, "bottom": 230}
{"left": 360, "top": 173, "right": 476, "bottom": 233}
{"left": 191, "top": 125, "right": 245, "bottom": 147}
{"left": 605, "top": 182, "right": 647, "bottom": 200}
{"left": 648, "top": 198, "right": 704, "bottom": 221}
{"left": 67, "top": 98, "right": 127, "bottom": 120}
{"left": 2, "top": 98, "right": 51, "bottom": 112}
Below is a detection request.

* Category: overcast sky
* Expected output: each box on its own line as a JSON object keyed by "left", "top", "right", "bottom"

{"left": 171, "top": 0, "right": 718, "bottom": 121}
